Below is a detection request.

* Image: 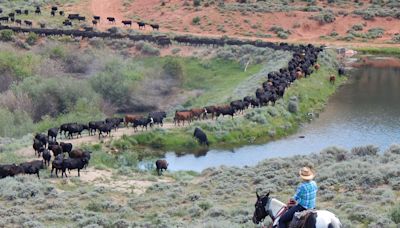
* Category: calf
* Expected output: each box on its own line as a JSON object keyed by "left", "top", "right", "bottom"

{"left": 155, "top": 159, "right": 168, "bottom": 176}
{"left": 41, "top": 148, "right": 51, "bottom": 167}
{"left": 193, "top": 127, "right": 209, "bottom": 146}
{"left": 174, "top": 111, "right": 192, "bottom": 126}
{"left": 62, "top": 157, "right": 89, "bottom": 177}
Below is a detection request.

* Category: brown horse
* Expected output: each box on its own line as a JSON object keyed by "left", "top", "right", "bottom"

{"left": 329, "top": 75, "right": 336, "bottom": 84}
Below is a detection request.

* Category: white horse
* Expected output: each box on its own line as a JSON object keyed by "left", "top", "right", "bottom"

{"left": 252, "top": 192, "right": 342, "bottom": 228}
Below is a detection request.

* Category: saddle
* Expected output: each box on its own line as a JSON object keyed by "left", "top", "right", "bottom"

{"left": 288, "top": 210, "right": 317, "bottom": 228}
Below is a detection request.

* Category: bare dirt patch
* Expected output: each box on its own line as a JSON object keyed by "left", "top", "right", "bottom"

{"left": 87, "top": 0, "right": 400, "bottom": 48}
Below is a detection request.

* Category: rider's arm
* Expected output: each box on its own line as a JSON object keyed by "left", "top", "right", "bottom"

{"left": 293, "top": 183, "right": 303, "bottom": 202}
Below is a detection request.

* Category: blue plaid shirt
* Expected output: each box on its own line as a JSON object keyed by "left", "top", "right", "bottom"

{"left": 293, "top": 180, "right": 317, "bottom": 209}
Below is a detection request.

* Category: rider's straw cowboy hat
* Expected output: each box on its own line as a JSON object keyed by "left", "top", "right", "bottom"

{"left": 299, "top": 167, "right": 315, "bottom": 181}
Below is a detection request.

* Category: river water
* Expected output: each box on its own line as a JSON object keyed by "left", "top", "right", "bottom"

{"left": 152, "top": 63, "right": 400, "bottom": 172}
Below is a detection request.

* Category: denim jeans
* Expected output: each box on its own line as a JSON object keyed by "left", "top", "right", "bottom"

{"left": 278, "top": 204, "right": 306, "bottom": 228}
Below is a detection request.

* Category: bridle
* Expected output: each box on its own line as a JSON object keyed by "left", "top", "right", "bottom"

{"left": 254, "top": 194, "right": 288, "bottom": 228}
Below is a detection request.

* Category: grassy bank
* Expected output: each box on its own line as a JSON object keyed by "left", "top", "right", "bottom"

{"left": 354, "top": 47, "right": 400, "bottom": 57}
{"left": 1, "top": 145, "right": 399, "bottom": 227}
{"left": 110, "top": 49, "right": 346, "bottom": 156}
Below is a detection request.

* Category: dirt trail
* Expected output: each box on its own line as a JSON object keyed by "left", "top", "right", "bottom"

{"left": 16, "top": 122, "right": 178, "bottom": 158}
{"left": 90, "top": 0, "right": 124, "bottom": 30}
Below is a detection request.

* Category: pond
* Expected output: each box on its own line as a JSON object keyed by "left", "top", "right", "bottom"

{"left": 147, "top": 61, "right": 400, "bottom": 172}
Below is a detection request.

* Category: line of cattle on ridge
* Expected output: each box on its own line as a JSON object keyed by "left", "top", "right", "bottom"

{"left": 0, "top": 43, "right": 346, "bottom": 180}
{"left": 0, "top": 5, "right": 159, "bottom": 31}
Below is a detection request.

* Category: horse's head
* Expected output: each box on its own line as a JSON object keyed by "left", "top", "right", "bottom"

{"left": 252, "top": 191, "right": 271, "bottom": 224}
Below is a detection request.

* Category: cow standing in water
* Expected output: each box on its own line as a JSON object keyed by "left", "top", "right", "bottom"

{"left": 155, "top": 159, "right": 168, "bottom": 176}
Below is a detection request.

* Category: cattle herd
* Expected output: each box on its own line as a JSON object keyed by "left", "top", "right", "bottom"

{"left": 0, "top": 4, "right": 346, "bottom": 181}
{"left": 0, "top": 5, "right": 159, "bottom": 32}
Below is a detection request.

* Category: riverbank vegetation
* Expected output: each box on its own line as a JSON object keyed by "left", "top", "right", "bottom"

{"left": 354, "top": 47, "right": 400, "bottom": 57}
{"left": 0, "top": 37, "right": 289, "bottom": 141}
{"left": 1, "top": 145, "right": 399, "bottom": 227}
{"left": 109, "top": 49, "right": 346, "bottom": 156}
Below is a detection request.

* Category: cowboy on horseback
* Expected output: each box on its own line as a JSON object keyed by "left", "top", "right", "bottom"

{"left": 278, "top": 166, "right": 317, "bottom": 228}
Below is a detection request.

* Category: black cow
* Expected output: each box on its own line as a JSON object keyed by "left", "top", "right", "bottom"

{"left": 122, "top": 20, "right": 132, "bottom": 26}
{"left": 92, "top": 20, "right": 98, "bottom": 26}
{"left": 88, "top": 121, "right": 104, "bottom": 136}
{"left": 51, "top": 154, "right": 64, "bottom": 177}
{"left": 216, "top": 106, "right": 235, "bottom": 119}
{"left": 150, "top": 24, "right": 159, "bottom": 30}
{"left": 68, "top": 149, "right": 91, "bottom": 168}
{"left": 0, "top": 164, "right": 24, "bottom": 178}
{"left": 77, "top": 16, "right": 85, "bottom": 21}
{"left": 48, "top": 127, "right": 59, "bottom": 141}
{"left": 15, "top": 19, "right": 22, "bottom": 26}
{"left": 35, "top": 8, "right": 41, "bottom": 15}
{"left": 24, "top": 10, "right": 29, "bottom": 15}
{"left": 193, "top": 127, "right": 209, "bottom": 146}
{"left": 33, "top": 139, "right": 43, "bottom": 157}
{"left": 47, "top": 140, "right": 58, "bottom": 149}
{"left": 39, "top": 23, "right": 45, "bottom": 28}
{"left": 105, "top": 117, "right": 124, "bottom": 131}
{"left": 15, "top": 9, "right": 22, "bottom": 15}
{"left": 0, "top": 17, "right": 9, "bottom": 23}
{"left": 230, "top": 100, "right": 247, "bottom": 114}
{"left": 137, "top": 21, "right": 145, "bottom": 29}
{"left": 133, "top": 117, "right": 153, "bottom": 132}
{"left": 60, "top": 142, "right": 73, "bottom": 154}
{"left": 41, "top": 148, "right": 51, "bottom": 167}
{"left": 24, "top": 20, "right": 32, "bottom": 27}
{"left": 148, "top": 111, "right": 166, "bottom": 127}
{"left": 51, "top": 6, "right": 58, "bottom": 11}
{"left": 59, "top": 11, "right": 64, "bottom": 16}
{"left": 338, "top": 67, "right": 345, "bottom": 76}
{"left": 98, "top": 123, "right": 113, "bottom": 139}
{"left": 68, "top": 14, "right": 79, "bottom": 20}
{"left": 107, "top": 17, "right": 115, "bottom": 24}
{"left": 51, "top": 10, "right": 55, "bottom": 16}
{"left": 62, "top": 157, "right": 89, "bottom": 177}
{"left": 35, "top": 133, "right": 48, "bottom": 148}
{"left": 93, "top": 16, "right": 100, "bottom": 21}
{"left": 63, "top": 20, "right": 72, "bottom": 26}
{"left": 19, "top": 160, "right": 44, "bottom": 179}
{"left": 155, "top": 159, "right": 168, "bottom": 176}
{"left": 66, "top": 124, "right": 88, "bottom": 139}
{"left": 204, "top": 106, "right": 217, "bottom": 120}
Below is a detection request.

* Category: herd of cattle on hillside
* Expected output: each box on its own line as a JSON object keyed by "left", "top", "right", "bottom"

{"left": 0, "top": 5, "right": 158, "bottom": 31}
{"left": 0, "top": 41, "right": 347, "bottom": 180}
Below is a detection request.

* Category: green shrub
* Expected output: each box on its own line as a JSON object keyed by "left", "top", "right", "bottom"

{"left": 192, "top": 16, "right": 201, "bottom": 25}
{"left": 26, "top": 32, "right": 39, "bottom": 45}
{"left": 312, "top": 12, "right": 336, "bottom": 24}
{"left": 193, "top": 0, "right": 201, "bottom": 7}
{"left": 163, "top": 58, "right": 183, "bottom": 81}
{"left": 391, "top": 205, "right": 400, "bottom": 224}
{"left": 393, "top": 34, "right": 400, "bottom": 43}
{"left": 351, "top": 24, "right": 363, "bottom": 31}
{"left": 0, "top": 30, "right": 14, "bottom": 41}
{"left": 141, "top": 43, "right": 160, "bottom": 56}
